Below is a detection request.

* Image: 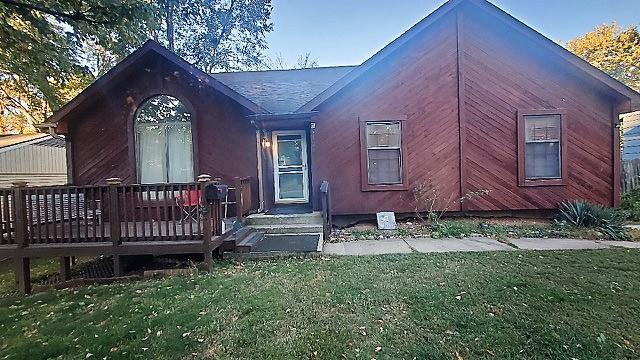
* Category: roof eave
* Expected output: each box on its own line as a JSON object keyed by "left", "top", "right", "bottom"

{"left": 246, "top": 111, "right": 318, "bottom": 121}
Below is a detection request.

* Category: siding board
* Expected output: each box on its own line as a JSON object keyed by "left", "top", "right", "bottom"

{"left": 312, "top": 14, "right": 461, "bottom": 215}
{"left": 69, "top": 53, "right": 259, "bottom": 207}
{"left": 460, "top": 6, "right": 615, "bottom": 209}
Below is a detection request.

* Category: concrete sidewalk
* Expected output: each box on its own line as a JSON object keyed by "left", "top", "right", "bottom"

{"left": 323, "top": 237, "right": 640, "bottom": 256}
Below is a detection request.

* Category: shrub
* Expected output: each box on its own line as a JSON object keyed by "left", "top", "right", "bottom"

{"left": 558, "top": 200, "right": 591, "bottom": 227}
{"left": 621, "top": 188, "right": 640, "bottom": 221}
{"left": 558, "top": 200, "right": 629, "bottom": 241}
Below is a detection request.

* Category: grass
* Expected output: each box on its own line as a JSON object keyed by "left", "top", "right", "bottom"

{"left": 0, "top": 258, "right": 60, "bottom": 294}
{"left": 429, "top": 219, "right": 597, "bottom": 240}
{"left": 1, "top": 250, "right": 640, "bottom": 359}
{"left": 0, "top": 257, "right": 96, "bottom": 294}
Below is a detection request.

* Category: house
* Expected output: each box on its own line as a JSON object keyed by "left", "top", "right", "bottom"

{"left": 0, "top": 134, "right": 67, "bottom": 188}
{"left": 40, "top": 0, "right": 640, "bottom": 220}
{"left": 622, "top": 111, "right": 640, "bottom": 161}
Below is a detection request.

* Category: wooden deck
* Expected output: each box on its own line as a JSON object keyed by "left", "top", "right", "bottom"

{"left": 0, "top": 178, "right": 254, "bottom": 295}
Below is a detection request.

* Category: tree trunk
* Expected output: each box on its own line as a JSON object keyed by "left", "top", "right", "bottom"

{"left": 164, "top": 1, "right": 175, "bottom": 51}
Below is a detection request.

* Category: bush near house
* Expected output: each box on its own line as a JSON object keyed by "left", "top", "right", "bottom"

{"left": 620, "top": 188, "right": 640, "bottom": 221}
{"left": 558, "top": 200, "right": 629, "bottom": 241}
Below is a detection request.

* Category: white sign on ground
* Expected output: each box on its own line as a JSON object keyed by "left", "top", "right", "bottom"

{"left": 376, "top": 212, "right": 397, "bottom": 230}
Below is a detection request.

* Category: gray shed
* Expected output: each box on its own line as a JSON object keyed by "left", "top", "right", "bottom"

{"left": 0, "top": 134, "right": 67, "bottom": 188}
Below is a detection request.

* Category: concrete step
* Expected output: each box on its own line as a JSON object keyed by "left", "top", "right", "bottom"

{"left": 245, "top": 211, "right": 323, "bottom": 226}
{"left": 247, "top": 223, "right": 323, "bottom": 234}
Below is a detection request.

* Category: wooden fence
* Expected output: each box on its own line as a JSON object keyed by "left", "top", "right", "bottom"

{"left": 623, "top": 159, "right": 640, "bottom": 193}
{"left": 0, "top": 176, "right": 254, "bottom": 294}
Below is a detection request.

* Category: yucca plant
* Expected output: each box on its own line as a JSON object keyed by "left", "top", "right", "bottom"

{"left": 558, "top": 200, "right": 629, "bottom": 241}
{"left": 558, "top": 200, "right": 591, "bottom": 227}
{"left": 587, "top": 205, "right": 629, "bottom": 241}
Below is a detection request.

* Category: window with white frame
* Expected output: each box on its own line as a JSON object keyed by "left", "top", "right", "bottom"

{"left": 365, "top": 121, "right": 403, "bottom": 185}
{"left": 135, "top": 95, "right": 194, "bottom": 184}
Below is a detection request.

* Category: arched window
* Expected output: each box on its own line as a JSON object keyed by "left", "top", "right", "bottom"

{"left": 135, "top": 95, "right": 194, "bottom": 183}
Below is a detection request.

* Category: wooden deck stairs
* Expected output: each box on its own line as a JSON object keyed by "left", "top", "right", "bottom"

{"left": 221, "top": 227, "right": 264, "bottom": 253}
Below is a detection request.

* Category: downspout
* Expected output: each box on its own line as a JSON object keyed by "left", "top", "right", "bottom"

{"left": 250, "top": 120, "right": 265, "bottom": 212}
{"left": 255, "top": 129, "right": 265, "bottom": 212}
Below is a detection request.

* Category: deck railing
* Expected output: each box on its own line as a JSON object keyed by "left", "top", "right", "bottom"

{"left": 319, "top": 180, "right": 332, "bottom": 239}
{"left": 0, "top": 176, "right": 255, "bottom": 294}
{"left": 4, "top": 183, "right": 216, "bottom": 245}
{"left": 233, "top": 176, "right": 253, "bottom": 222}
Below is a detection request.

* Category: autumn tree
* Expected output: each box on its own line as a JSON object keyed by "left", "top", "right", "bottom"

{"left": 567, "top": 22, "right": 640, "bottom": 91}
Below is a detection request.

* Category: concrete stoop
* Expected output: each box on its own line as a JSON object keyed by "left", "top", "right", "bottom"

{"left": 240, "top": 211, "right": 324, "bottom": 253}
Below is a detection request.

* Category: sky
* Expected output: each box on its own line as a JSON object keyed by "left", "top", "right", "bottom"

{"left": 264, "top": 0, "right": 640, "bottom": 67}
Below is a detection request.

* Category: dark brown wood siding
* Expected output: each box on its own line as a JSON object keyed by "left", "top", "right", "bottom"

{"left": 312, "top": 14, "right": 461, "bottom": 215}
{"left": 67, "top": 54, "right": 258, "bottom": 196}
{"left": 312, "top": 5, "right": 623, "bottom": 215}
{"left": 459, "top": 5, "right": 618, "bottom": 210}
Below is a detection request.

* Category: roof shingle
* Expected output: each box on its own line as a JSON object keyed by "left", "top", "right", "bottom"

{"left": 211, "top": 66, "right": 356, "bottom": 114}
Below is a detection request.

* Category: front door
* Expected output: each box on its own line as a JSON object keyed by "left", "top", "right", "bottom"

{"left": 272, "top": 131, "right": 309, "bottom": 204}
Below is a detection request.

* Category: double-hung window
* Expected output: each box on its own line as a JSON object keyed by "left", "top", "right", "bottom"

{"left": 517, "top": 109, "right": 567, "bottom": 186}
{"left": 360, "top": 119, "right": 407, "bottom": 191}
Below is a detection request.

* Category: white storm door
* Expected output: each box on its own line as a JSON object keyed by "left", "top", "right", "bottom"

{"left": 272, "top": 131, "right": 309, "bottom": 204}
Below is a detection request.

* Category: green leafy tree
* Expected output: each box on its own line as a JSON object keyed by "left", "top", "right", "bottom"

{"left": 0, "top": 0, "right": 153, "bottom": 132}
{"left": 567, "top": 22, "right": 640, "bottom": 91}
{"left": 153, "top": 0, "right": 273, "bottom": 72}
{"left": 0, "top": 0, "right": 273, "bottom": 133}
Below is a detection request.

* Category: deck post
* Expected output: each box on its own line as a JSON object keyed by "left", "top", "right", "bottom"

{"left": 15, "top": 258, "right": 31, "bottom": 295}
{"left": 106, "top": 178, "right": 123, "bottom": 277}
{"left": 13, "top": 185, "right": 31, "bottom": 295}
{"left": 198, "top": 175, "right": 214, "bottom": 272}
{"left": 59, "top": 257, "right": 71, "bottom": 281}
{"left": 234, "top": 177, "right": 243, "bottom": 223}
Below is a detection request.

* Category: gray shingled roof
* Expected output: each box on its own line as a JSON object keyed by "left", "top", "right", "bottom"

{"left": 211, "top": 66, "right": 357, "bottom": 114}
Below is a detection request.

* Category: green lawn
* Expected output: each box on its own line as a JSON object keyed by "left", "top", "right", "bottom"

{"left": 1, "top": 250, "right": 639, "bottom": 359}
{"left": 0, "top": 258, "right": 59, "bottom": 294}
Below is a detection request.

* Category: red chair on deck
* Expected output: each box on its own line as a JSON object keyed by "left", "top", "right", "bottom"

{"left": 175, "top": 189, "right": 202, "bottom": 223}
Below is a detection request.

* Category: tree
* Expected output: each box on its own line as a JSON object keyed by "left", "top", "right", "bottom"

{"left": 295, "top": 53, "right": 320, "bottom": 69}
{"left": 0, "top": 0, "right": 274, "bottom": 134}
{"left": 153, "top": 0, "right": 273, "bottom": 73}
{"left": 567, "top": 22, "right": 640, "bottom": 91}
{"left": 0, "top": 0, "right": 153, "bottom": 133}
